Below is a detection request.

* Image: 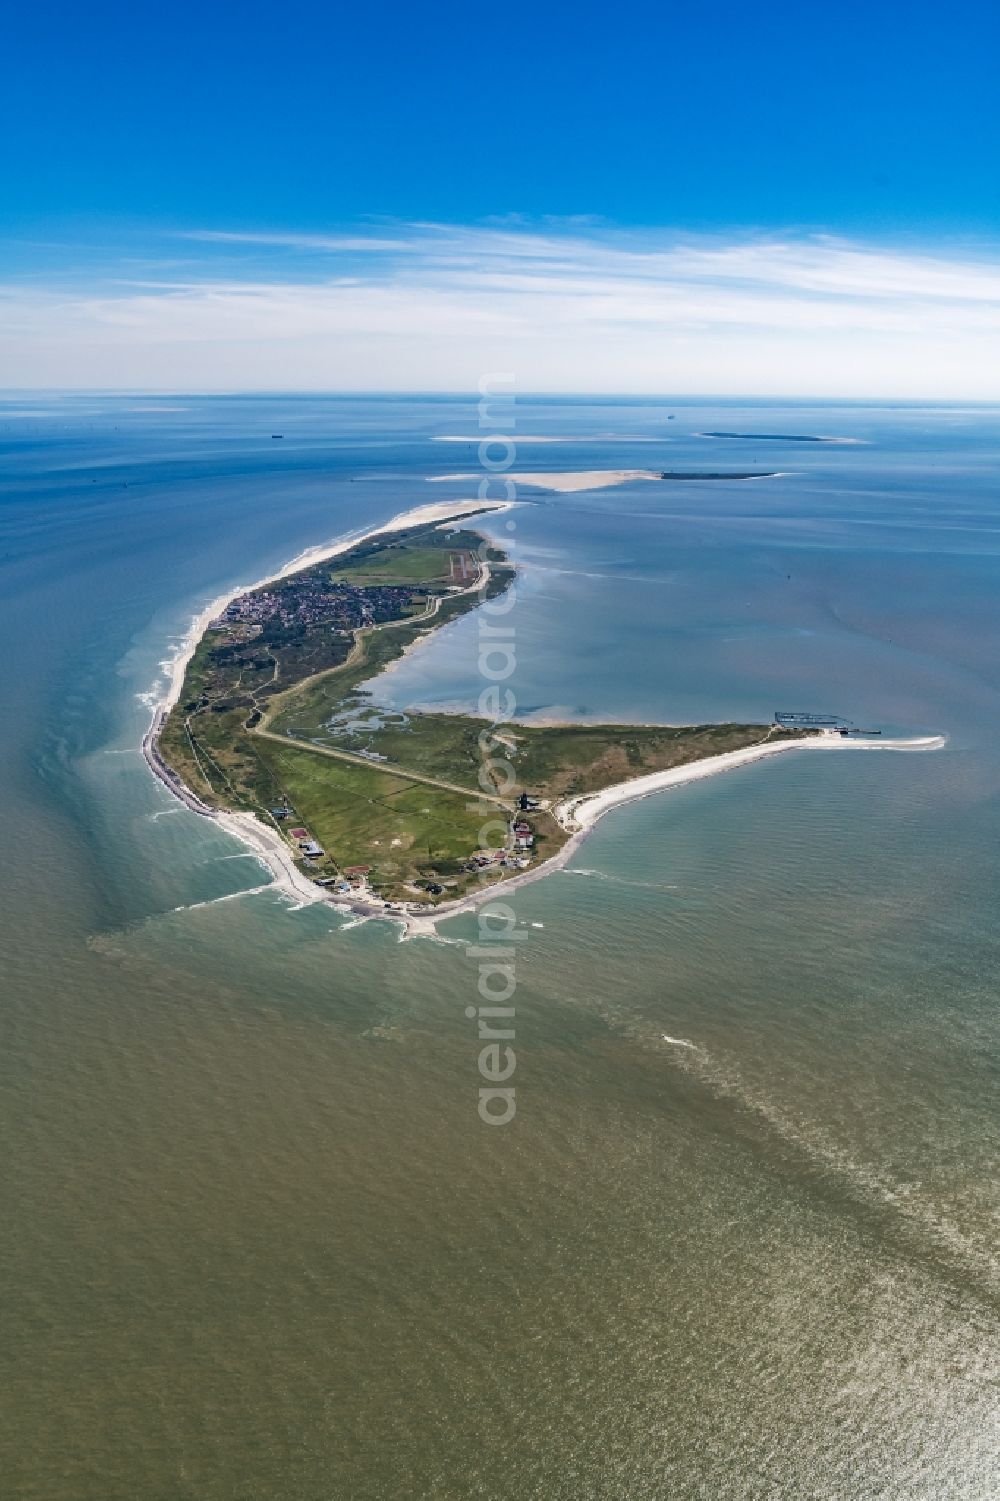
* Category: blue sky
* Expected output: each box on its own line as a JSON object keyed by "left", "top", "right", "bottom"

{"left": 2, "top": 0, "right": 999, "bottom": 392}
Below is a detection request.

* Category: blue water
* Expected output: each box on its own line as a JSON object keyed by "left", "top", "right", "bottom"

{"left": 2, "top": 394, "right": 997, "bottom": 1499}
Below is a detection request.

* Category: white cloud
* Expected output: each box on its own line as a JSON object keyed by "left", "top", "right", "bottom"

{"left": 1, "top": 223, "right": 999, "bottom": 395}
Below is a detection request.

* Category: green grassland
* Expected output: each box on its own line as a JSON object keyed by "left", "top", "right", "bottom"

{"left": 251, "top": 742, "right": 488, "bottom": 888}
{"left": 158, "top": 519, "right": 500, "bottom": 802}
{"left": 158, "top": 515, "right": 792, "bottom": 903}
{"left": 274, "top": 704, "right": 784, "bottom": 805}
{"left": 331, "top": 544, "right": 474, "bottom": 586}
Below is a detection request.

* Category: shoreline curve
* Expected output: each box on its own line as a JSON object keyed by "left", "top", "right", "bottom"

{"left": 141, "top": 504, "right": 947, "bottom": 941}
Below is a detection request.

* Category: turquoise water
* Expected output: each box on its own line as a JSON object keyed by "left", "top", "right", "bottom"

{"left": 2, "top": 395, "right": 998, "bottom": 1498}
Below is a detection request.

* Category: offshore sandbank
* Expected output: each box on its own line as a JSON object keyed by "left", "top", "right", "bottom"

{"left": 429, "top": 469, "right": 782, "bottom": 493}
{"left": 428, "top": 469, "right": 663, "bottom": 492}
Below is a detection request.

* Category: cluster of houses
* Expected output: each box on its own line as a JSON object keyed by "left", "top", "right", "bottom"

{"left": 270, "top": 807, "right": 330, "bottom": 861}
{"left": 287, "top": 825, "right": 325, "bottom": 858}
{"left": 467, "top": 850, "right": 532, "bottom": 873}
{"left": 273, "top": 805, "right": 380, "bottom": 897}
{"left": 272, "top": 788, "right": 546, "bottom": 907}
{"left": 465, "top": 808, "right": 538, "bottom": 874}
{"left": 280, "top": 814, "right": 377, "bottom": 896}
{"left": 315, "top": 864, "right": 371, "bottom": 895}
{"left": 211, "top": 570, "right": 422, "bottom": 638}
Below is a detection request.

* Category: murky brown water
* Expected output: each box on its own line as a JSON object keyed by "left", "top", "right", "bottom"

{"left": 3, "top": 396, "right": 998, "bottom": 1498}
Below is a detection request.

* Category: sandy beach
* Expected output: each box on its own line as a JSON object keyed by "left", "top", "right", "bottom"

{"left": 398, "top": 731, "right": 946, "bottom": 937}
{"left": 153, "top": 497, "right": 510, "bottom": 724}
{"left": 142, "top": 497, "right": 513, "bottom": 919}
{"left": 429, "top": 470, "right": 663, "bottom": 492}
{"left": 552, "top": 733, "right": 947, "bottom": 832}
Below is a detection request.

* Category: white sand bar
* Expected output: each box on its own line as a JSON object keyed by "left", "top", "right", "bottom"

{"left": 554, "top": 734, "right": 947, "bottom": 832}
{"left": 428, "top": 470, "right": 662, "bottom": 493}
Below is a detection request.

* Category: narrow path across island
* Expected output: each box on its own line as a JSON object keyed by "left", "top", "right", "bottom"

{"left": 253, "top": 727, "right": 513, "bottom": 808}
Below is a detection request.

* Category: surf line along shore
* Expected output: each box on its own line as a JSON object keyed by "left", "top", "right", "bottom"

{"left": 142, "top": 496, "right": 516, "bottom": 917}
{"left": 142, "top": 498, "right": 946, "bottom": 939}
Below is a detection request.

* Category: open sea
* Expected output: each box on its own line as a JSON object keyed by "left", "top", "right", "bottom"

{"left": 1, "top": 394, "right": 998, "bottom": 1499}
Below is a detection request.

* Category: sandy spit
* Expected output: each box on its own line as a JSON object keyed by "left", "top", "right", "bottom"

{"left": 428, "top": 470, "right": 663, "bottom": 493}
{"left": 552, "top": 733, "right": 947, "bottom": 832}
{"left": 399, "top": 732, "right": 946, "bottom": 939}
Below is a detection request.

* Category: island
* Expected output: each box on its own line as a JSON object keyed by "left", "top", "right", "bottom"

{"left": 432, "top": 469, "right": 781, "bottom": 493}
{"left": 695, "top": 432, "right": 861, "bottom": 444}
{"left": 656, "top": 470, "right": 780, "bottom": 479}
{"left": 145, "top": 501, "right": 939, "bottom": 930}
